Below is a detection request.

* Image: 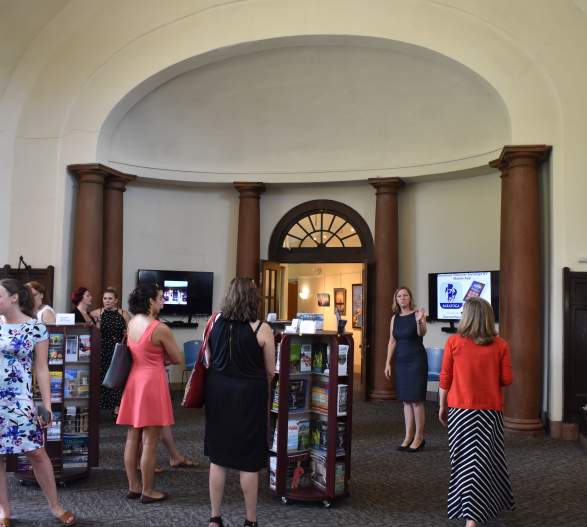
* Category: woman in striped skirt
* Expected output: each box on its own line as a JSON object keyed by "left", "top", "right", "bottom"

{"left": 438, "top": 297, "right": 515, "bottom": 527}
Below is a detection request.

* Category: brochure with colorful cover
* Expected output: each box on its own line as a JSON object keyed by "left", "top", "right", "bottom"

{"left": 49, "top": 371, "right": 62, "bottom": 402}
{"left": 65, "top": 335, "right": 79, "bottom": 362}
{"left": 77, "top": 334, "right": 91, "bottom": 362}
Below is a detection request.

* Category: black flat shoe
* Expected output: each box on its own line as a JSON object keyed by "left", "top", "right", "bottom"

{"left": 126, "top": 490, "right": 141, "bottom": 499}
{"left": 244, "top": 520, "right": 258, "bottom": 527}
{"left": 140, "top": 492, "right": 169, "bottom": 504}
{"left": 209, "top": 517, "right": 224, "bottom": 526}
{"left": 407, "top": 439, "right": 426, "bottom": 453}
{"left": 396, "top": 444, "right": 409, "bottom": 451}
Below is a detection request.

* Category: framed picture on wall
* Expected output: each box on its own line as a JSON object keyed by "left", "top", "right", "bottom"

{"left": 352, "top": 283, "right": 363, "bottom": 329}
{"left": 317, "top": 292, "right": 330, "bottom": 307}
{"left": 334, "top": 288, "right": 346, "bottom": 315}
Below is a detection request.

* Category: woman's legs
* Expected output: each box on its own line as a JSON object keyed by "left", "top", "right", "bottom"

{"left": 25, "top": 448, "right": 67, "bottom": 518}
{"left": 240, "top": 470, "right": 259, "bottom": 523}
{"left": 160, "top": 425, "right": 192, "bottom": 466}
{"left": 411, "top": 402, "right": 426, "bottom": 448}
{"left": 141, "top": 426, "right": 163, "bottom": 497}
{"left": 209, "top": 463, "right": 227, "bottom": 525}
{"left": 124, "top": 427, "right": 142, "bottom": 493}
{"left": 401, "top": 402, "right": 415, "bottom": 446}
{"left": 0, "top": 457, "right": 10, "bottom": 520}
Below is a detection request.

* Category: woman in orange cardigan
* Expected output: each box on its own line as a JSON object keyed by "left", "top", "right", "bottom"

{"left": 438, "top": 297, "right": 515, "bottom": 527}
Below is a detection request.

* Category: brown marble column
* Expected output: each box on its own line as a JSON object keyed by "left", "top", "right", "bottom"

{"left": 69, "top": 165, "right": 107, "bottom": 303}
{"left": 234, "top": 182, "right": 266, "bottom": 280}
{"left": 368, "top": 177, "right": 404, "bottom": 400}
{"left": 103, "top": 172, "right": 136, "bottom": 297}
{"left": 489, "top": 145, "right": 551, "bottom": 433}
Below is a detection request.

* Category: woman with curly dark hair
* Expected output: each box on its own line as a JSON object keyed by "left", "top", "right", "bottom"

{"left": 116, "top": 283, "right": 182, "bottom": 503}
{"left": 205, "top": 278, "right": 275, "bottom": 527}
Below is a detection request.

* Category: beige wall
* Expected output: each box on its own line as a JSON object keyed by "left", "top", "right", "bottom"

{"left": 3, "top": 0, "right": 587, "bottom": 420}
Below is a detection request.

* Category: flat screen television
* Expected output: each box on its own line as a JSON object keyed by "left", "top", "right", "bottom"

{"left": 428, "top": 270, "right": 499, "bottom": 322}
{"left": 137, "top": 269, "right": 213, "bottom": 316}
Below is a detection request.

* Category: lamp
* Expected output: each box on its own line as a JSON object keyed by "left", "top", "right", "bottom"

{"left": 299, "top": 285, "right": 310, "bottom": 300}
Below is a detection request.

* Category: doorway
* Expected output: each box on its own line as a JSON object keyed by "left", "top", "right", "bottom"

{"left": 264, "top": 200, "right": 374, "bottom": 399}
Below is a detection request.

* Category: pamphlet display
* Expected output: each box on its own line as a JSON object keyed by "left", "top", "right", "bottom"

{"left": 269, "top": 330, "right": 353, "bottom": 506}
{"left": 11, "top": 324, "right": 99, "bottom": 484}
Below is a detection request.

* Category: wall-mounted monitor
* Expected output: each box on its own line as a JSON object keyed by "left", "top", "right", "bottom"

{"left": 137, "top": 269, "right": 213, "bottom": 316}
{"left": 428, "top": 270, "right": 499, "bottom": 323}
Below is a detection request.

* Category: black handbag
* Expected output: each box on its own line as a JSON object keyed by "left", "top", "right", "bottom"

{"left": 102, "top": 336, "right": 132, "bottom": 389}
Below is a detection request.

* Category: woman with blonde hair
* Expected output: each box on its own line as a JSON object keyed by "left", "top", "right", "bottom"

{"left": 384, "top": 286, "right": 428, "bottom": 452}
{"left": 439, "top": 297, "right": 515, "bottom": 527}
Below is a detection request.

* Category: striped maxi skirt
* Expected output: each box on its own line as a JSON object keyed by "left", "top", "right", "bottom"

{"left": 447, "top": 408, "right": 515, "bottom": 524}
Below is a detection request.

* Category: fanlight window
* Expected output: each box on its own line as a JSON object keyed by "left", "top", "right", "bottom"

{"left": 282, "top": 212, "right": 362, "bottom": 249}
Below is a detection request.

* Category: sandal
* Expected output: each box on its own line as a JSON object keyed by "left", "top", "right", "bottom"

{"left": 209, "top": 517, "right": 223, "bottom": 526}
{"left": 57, "top": 511, "right": 77, "bottom": 526}
{"left": 170, "top": 457, "right": 196, "bottom": 468}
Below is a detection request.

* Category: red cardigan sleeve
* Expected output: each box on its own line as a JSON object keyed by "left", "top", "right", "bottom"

{"left": 439, "top": 337, "right": 454, "bottom": 390}
{"left": 500, "top": 339, "right": 514, "bottom": 387}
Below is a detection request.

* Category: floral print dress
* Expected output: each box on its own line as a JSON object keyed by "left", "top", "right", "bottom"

{"left": 0, "top": 320, "right": 48, "bottom": 454}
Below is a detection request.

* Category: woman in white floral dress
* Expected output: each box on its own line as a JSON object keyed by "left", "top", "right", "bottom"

{"left": 0, "top": 279, "right": 76, "bottom": 526}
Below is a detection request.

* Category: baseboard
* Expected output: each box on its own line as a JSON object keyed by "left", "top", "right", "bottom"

{"left": 548, "top": 419, "right": 579, "bottom": 440}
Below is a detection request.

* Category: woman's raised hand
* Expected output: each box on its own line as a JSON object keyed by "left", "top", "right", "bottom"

{"left": 415, "top": 307, "right": 426, "bottom": 322}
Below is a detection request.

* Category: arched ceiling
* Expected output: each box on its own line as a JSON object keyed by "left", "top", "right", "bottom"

{"left": 103, "top": 38, "right": 510, "bottom": 182}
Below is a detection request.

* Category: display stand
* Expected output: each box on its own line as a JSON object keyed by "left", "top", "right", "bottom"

{"left": 7, "top": 324, "right": 100, "bottom": 485}
{"left": 269, "top": 330, "right": 353, "bottom": 507}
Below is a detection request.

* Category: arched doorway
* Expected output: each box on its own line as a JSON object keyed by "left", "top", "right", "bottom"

{"left": 266, "top": 199, "right": 374, "bottom": 399}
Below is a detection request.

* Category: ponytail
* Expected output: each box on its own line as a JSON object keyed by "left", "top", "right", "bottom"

{"left": 0, "top": 278, "right": 35, "bottom": 317}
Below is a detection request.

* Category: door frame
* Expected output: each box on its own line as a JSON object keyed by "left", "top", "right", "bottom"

{"left": 267, "top": 200, "right": 374, "bottom": 400}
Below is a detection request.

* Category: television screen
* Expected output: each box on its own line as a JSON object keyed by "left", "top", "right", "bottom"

{"left": 137, "top": 270, "right": 213, "bottom": 316}
{"left": 428, "top": 270, "right": 499, "bottom": 322}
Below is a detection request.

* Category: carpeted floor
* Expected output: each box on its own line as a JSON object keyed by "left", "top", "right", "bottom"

{"left": 6, "top": 398, "right": 587, "bottom": 526}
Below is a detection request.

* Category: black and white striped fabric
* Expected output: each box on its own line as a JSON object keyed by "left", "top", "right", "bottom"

{"left": 447, "top": 408, "right": 515, "bottom": 524}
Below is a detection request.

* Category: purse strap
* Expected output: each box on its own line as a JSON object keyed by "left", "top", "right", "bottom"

{"left": 200, "top": 312, "right": 220, "bottom": 367}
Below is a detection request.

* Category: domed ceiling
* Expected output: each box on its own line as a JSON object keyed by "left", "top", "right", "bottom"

{"left": 103, "top": 39, "right": 510, "bottom": 182}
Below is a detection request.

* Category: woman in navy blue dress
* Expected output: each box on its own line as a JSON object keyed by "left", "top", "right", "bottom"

{"left": 384, "top": 286, "right": 428, "bottom": 452}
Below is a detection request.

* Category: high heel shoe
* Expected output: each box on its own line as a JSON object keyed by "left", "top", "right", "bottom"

{"left": 406, "top": 439, "right": 426, "bottom": 452}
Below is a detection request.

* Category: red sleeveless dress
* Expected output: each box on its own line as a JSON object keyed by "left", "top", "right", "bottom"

{"left": 116, "top": 320, "right": 174, "bottom": 427}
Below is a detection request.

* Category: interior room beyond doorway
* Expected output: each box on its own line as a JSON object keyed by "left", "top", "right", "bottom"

{"left": 282, "top": 262, "right": 364, "bottom": 386}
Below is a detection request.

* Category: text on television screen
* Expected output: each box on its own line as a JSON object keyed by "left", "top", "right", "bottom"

{"left": 436, "top": 271, "right": 491, "bottom": 320}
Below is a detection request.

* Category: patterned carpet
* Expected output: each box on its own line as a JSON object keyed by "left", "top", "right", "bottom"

{"left": 6, "top": 397, "right": 587, "bottom": 526}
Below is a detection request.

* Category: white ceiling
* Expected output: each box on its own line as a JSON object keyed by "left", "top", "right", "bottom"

{"left": 0, "top": 0, "right": 67, "bottom": 98}
{"left": 106, "top": 40, "right": 510, "bottom": 181}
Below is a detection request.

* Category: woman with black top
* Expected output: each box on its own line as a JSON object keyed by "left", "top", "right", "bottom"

{"left": 384, "top": 286, "right": 428, "bottom": 452}
{"left": 205, "top": 278, "right": 275, "bottom": 527}
{"left": 71, "top": 287, "right": 97, "bottom": 325}
{"left": 90, "top": 287, "right": 130, "bottom": 416}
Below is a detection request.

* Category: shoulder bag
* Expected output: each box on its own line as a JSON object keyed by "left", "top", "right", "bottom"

{"left": 102, "top": 336, "right": 132, "bottom": 390}
{"left": 181, "top": 312, "right": 219, "bottom": 409}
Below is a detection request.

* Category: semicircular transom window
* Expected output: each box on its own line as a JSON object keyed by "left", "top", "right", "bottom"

{"left": 282, "top": 212, "right": 363, "bottom": 249}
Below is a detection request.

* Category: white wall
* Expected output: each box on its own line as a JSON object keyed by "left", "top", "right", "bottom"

{"left": 122, "top": 182, "right": 238, "bottom": 381}
{"left": 398, "top": 173, "right": 501, "bottom": 349}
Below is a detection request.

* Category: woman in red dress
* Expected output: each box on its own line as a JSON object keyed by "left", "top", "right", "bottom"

{"left": 117, "top": 283, "right": 182, "bottom": 503}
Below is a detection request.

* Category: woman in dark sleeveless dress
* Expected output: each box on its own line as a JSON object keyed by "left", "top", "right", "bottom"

{"left": 204, "top": 278, "right": 275, "bottom": 527}
{"left": 91, "top": 287, "right": 130, "bottom": 416}
{"left": 384, "top": 286, "right": 428, "bottom": 452}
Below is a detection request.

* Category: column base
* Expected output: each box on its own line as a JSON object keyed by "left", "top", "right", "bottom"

{"left": 368, "top": 388, "right": 396, "bottom": 400}
{"left": 503, "top": 415, "right": 544, "bottom": 435}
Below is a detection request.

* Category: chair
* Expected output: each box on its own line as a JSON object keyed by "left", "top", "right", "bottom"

{"left": 426, "top": 346, "right": 444, "bottom": 401}
{"left": 182, "top": 340, "right": 203, "bottom": 388}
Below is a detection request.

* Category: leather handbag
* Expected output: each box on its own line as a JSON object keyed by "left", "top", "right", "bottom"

{"left": 182, "top": 312, "right": 219, "bottom": 408}
{"left": 102, "top": 336, "right": 132, "bottom": 390}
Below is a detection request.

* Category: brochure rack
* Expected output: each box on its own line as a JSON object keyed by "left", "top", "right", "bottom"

{"left": 8, "top": 324, "right": 100, "bottom": 485}
{"left": 269, "top": 330, "right": 353, "bottom": 507}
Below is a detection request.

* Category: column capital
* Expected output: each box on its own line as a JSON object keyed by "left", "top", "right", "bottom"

{"left": 368, "top": 177, "right": 404, "bottom": 195}
{"left": 489, "top": 145, "right": 552, "bottom": 172}
{"left": 68, "top": 163, "right": 136, "bottom": 189}
{"left": 233, "top": 182, "right": 266, "bottom": 198}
